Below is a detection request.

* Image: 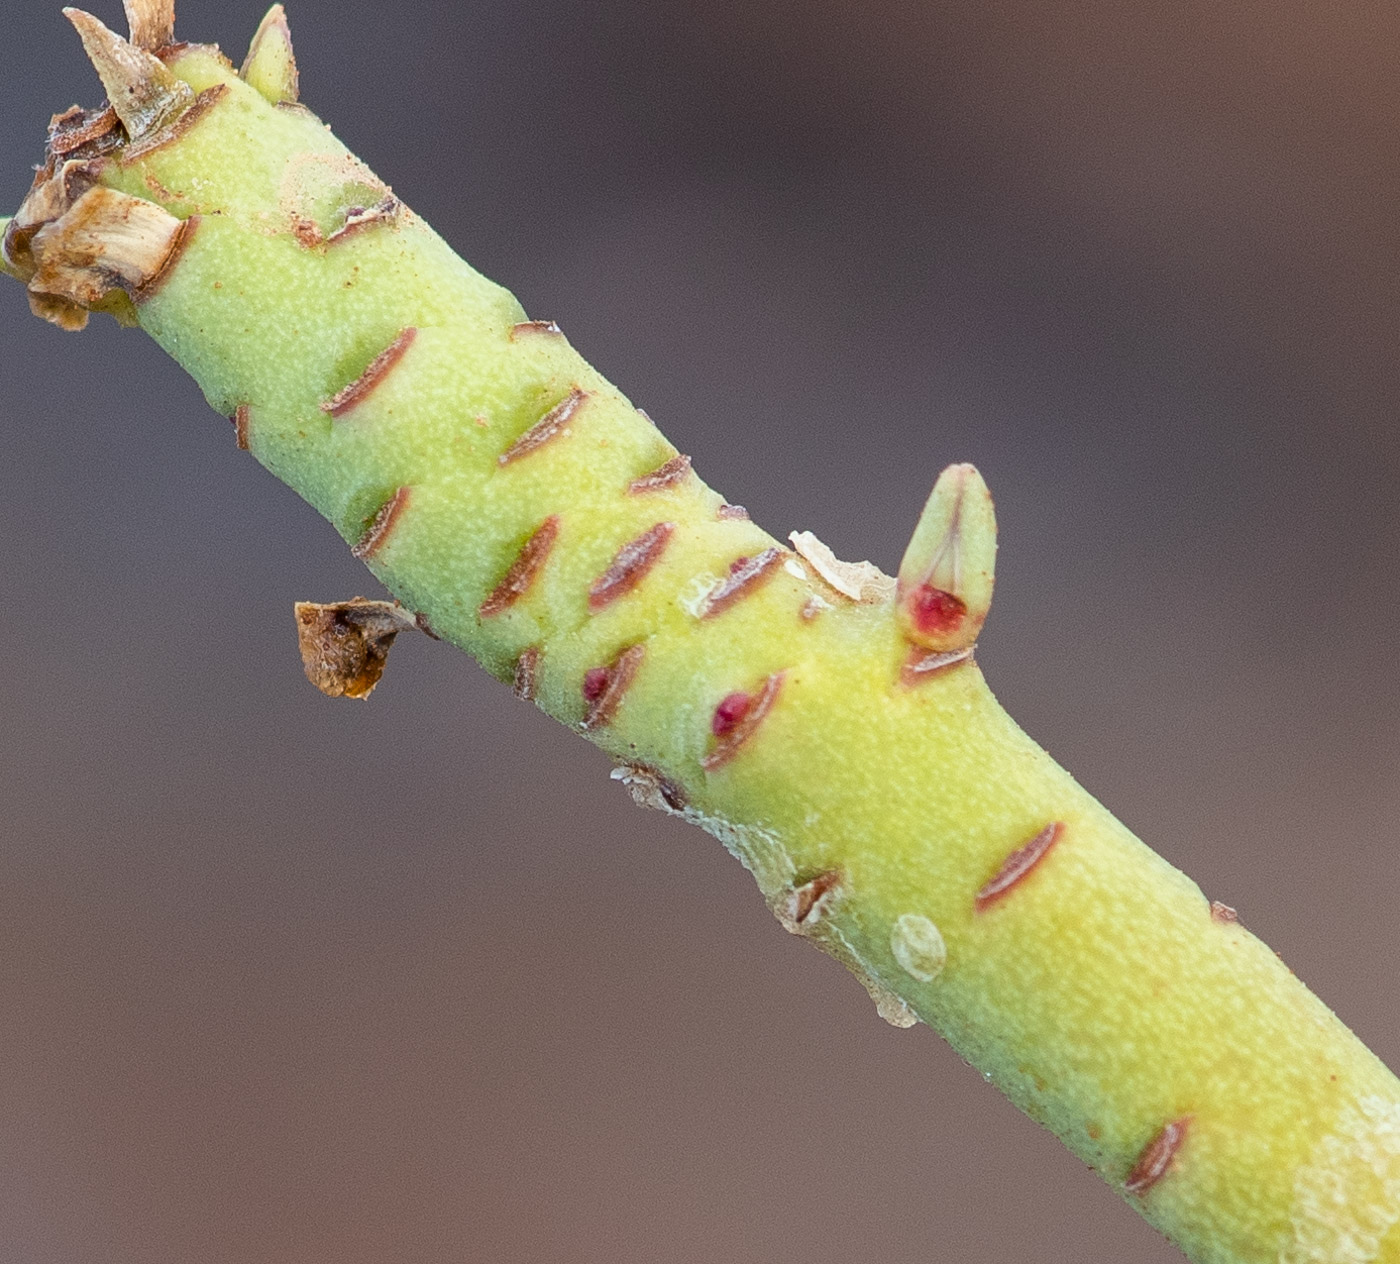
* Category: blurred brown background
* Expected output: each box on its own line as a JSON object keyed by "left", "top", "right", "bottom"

{"left": 2, "top": 1, "right": 1398, "bottom": 1260}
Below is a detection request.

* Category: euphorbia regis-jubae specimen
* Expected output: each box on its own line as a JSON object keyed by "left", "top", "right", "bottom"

{"left": 4, "top": 4, "right": 1398, "bottom": 1261}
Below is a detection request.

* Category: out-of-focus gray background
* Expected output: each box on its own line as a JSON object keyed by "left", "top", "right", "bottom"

{"left": 2, "top": 1, "right": 1397, "bottom": 1260}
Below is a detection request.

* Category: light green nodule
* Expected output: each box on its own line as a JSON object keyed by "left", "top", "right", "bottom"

{"left": 5, "top": 9, "right": 1399, "bottom": 1262}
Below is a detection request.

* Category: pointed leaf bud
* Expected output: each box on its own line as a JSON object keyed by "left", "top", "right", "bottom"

{"left": 64, "top": 9, "right": 194, "bottom": 141}
{"left": 896, "top": 462, "right": 996, "bottom": 651}
{"left": 121, "top": 0, "right": 175, "bottom": 51}
{"left": 240, "top": 5, "right": 300, "bottom": 105}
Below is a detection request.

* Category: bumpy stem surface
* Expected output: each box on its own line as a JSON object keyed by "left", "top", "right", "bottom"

{"left": 4, "top": 7, "right": 1398, "bottom": 1262}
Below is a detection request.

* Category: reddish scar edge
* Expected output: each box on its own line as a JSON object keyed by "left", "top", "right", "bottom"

{"left": 480, "top": 515, "right": 562, "bottom": 617}
{"left": 351, "top": 486, "right": 411, "bottom": 560}
{"left": 974, "top": 821, "right": 1063, "bottom": 913}
{"left": 323, "top": 326, "right": 418, "bottom": 418}
{"left": 1125, "top": 1118, "right": 1191, "bottom": 1195}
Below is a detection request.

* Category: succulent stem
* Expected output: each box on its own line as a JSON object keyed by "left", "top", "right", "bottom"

{"left": 4, "top": 10, "right": 1398, "bottom": 1263}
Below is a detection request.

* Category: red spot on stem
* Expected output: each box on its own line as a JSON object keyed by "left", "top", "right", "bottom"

{"left": 499, "top": 387, "right": 588, "bottom": 465}
{"left": 589, "top": 522, "right": 675, "bottom": 611}
{"left": 628, "top": 454, "right": 692, "bottom": 494}
{"left": 1125, "top": 1118, "right": 1191, "bottom": 1195}
{"left": 975, "top": 822, "right": 1063, "bottom": 912}
{"left": 907, "top": 583, "right": 968, "bottom": 637}
{"left": 581, "top": 644, "right": 645, "bottom": 731}
{"left": 699, "top": 548, "right": 785, "bottom": 619}
{"left": 702, "top": 672, "right": 784, "bottom": 770}
{"left": 351, "top": 487, "right": 411, "bottom": 560}
{"left": 711, "top": 691, "right": 753, "bottom": 737}
{"left": 479, "top": 516, "right": 561, "bottom": 617}
{"left": 323, "top": 327, "right": 417, "bottom": 418}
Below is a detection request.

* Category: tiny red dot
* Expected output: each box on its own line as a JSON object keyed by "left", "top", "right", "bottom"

{"left": 728, "top": 556, "right": 749, "bottom": 574}
{"left": 582, "top": 668, "right": 609, "bottom": 702}
{"left": 712, "top": 691, "right": 753, "bottom": 736}
{"left": 909, "top": 583, "right": 967, "bottom": 636}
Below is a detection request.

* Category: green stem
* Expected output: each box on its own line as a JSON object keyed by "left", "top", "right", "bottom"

{"left": 5, "top": 9, "right": 1398, "bottom": 1262}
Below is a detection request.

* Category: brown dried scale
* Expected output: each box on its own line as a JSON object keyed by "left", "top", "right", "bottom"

{"left": 499, "top": 387, "right": 588, "bottom": 465}
{"left": 232, "top": 403, "right": 251, "bottom": 450}
{"left": 480, "top": 516, "right": 561, "bottom": 617}
{"left": 293, "top": 598, "right": 415, "bottom": 699}
{"left": 611, "top": 763, "right": 688, "bottom": 813}
{"left": 121, "top": 0, "right": 176, "bottom": 51}
{"left": 588, "top": 522, "right": 675, "bottom": 611}
{"left": 513, "top": 646, "right": 542, "bottom": 701}
{"left": 25, "top": 186, "right": 195, "bottom": 321}
{"left": 47, "top": 104, "right": 119, "bottom": 158}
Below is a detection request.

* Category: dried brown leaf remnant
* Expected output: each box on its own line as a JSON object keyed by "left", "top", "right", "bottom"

{"left": 26, "top": 186, "right": 192, "bottom": 327}
{"left": 294, "top": 599, "right": 416, "bottom": 699}
{"left": 47, "top": 104, "right": 119, "bottom": 158}
{"left": 64, "top": 8, "right": 194, "bottom": 140}
{"left": 121, "top": 0, "right": 176, "bottom": 51}
{"left": 789, "top": 530, "right": 894, "bottom": 603}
